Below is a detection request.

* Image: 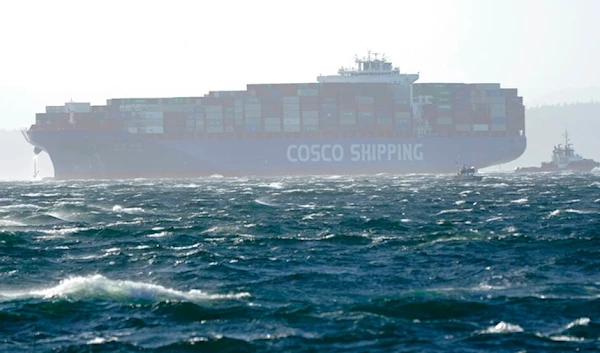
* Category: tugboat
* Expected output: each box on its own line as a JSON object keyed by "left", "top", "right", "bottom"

{"left": 454, "top": 165, "right": 484, "bottom": 181}
{"left": 515, "top": 130, "right": 599, "bottom": 173}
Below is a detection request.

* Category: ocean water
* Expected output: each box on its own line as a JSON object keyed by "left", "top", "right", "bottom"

{"left": 1, "top": 173, "right": 599, "bottom": 352}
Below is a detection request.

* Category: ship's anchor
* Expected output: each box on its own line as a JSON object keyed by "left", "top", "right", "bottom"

{"left": 33, "top": 147, "right": 42, "bottom": 179}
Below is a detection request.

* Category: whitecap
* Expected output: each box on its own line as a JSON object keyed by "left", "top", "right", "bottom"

{"left": 566, "top": 317, "right": 590, "bottom": 329}
{"left": 510, "top": 198, "right": 528, "bottom": 204}
{"left": 478, "top": 321, "right": 524, "bottom": 334}
{"left": 0, "top": 274, "right": 250, "bottom": 302}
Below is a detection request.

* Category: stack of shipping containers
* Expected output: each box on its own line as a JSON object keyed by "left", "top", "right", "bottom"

{"left": 34, "top": 81, "right": 524, "bottom": 139}
{"left": 413, "top": 83, "right": 524, "bottom": 137}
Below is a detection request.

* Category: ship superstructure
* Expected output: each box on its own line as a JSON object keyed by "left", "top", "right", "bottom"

{"left": 23, "top": 52, "right": 527, "bottom": 180}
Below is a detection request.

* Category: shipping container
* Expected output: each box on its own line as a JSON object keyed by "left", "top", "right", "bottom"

{"left": 284, "top": 118, "right": 300, "bottom": 125}
{"left": 340, "top": 116, "right": 357, "bottom": 125}
{"left": 264, "top": 118, "right": 281, "bottom": 125}
{"left": 491, "top": 124, "right": 507, "bottom": 131}
{"left": 65, "top": 102, "right": 92, "bottom": 113}
{"left": 265, "top": 124, "right": 281, "bottom": 132}
{"left": 206, "top": 126, "right": 224, "bottom": 133}
{"left": 283, "top": 103, "right": 300, "bottom": 111}
{"left": 205, "top": 105, "right": 223, "bottom": 114}
{"left": 283, "top": 111, "right": 300, "bottom": 119}
{"left": 358, "top": 116, "right": 374, "bottom": 125}
{"left": 244, "top": 103, "right": 261, "bottom": 111}
{"left": 245, "top": 117, "right": 262, "bottom": 125}
{"left": 300, "top": 102, "right": 319, "bottom": 111}
{"left": 245, "top": 125, "right": 262, "bottom": 132}
{"left": 108, "top": 111, "right": 133, "bottom": 120}
{"left": 377, "top": 117, "right": 393, "bottom": 125}
{"left": 436, "top": 117, "right": 453, "bottom": 125}
{"left": 301, "top": 110, "right": 319, "bottom": 119}
{"left": 284, "top": 125, "right": 300, "bottom": 132}
{"left": 283, "top": 96, "right": 300, "bottom": 104}
{"left": 297, "top": 88, "right": 318, "bottom": 96}
{"left": 356, "top": 96, "right": 374, "bottom": 105}
{"left": 245, "top": 110, "right": 261, "bottom": 119}
{"left": 299, "top": 96, "right": 319, "bottom": 105}
{"left": 394, "top": 112, "right": 411, "bottom": 120}
{"left": 455, "top": 124, "right": 472, "bottom": 132}
{"left": 472, "top": 124, "right": 489, "bottom": 132}
{"left": 302, "top": 124, "right": 319, "bottom": 132}
{"left": 302, "top": 116, "right": 319, "bottom": 124}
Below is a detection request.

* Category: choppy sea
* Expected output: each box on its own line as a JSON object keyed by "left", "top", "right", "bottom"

{"left": 1, "top": 173, "right": 600, "bottom": 352}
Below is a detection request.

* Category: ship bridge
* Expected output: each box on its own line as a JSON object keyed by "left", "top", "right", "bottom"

{"left": 317, "top": 51, "right": 419, "bottom": 86}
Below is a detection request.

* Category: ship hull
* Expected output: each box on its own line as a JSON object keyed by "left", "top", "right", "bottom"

{"left": 514, "top": 161, "right": 599, "bottom": 173}
{"left": 25, "top": 129, "right": 526, "bottom": 180}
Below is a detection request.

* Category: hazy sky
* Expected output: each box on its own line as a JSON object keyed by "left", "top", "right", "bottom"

{"left": 1, "top": 0, "right": 599, "bottom": 129}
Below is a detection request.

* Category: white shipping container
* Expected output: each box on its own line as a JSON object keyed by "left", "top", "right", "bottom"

{"left": 195, "top": 125, "right": 205, "bottom": 132}
{"left": 127, "top": 127, "right": 138, "bottom": 134}
{"left": 302, "top": 117, "right": 319, "bottom": 125}
{"left": 473, "top": 124, "right": 489, "bottom": 131}
{"left": 297, "top": 88, "right": 318, "bottom": 96}
{"left": 491, "top": 123, "right": 507, "bottom": 131}
{"left": 234, "top": 99, "right": 244, "bottom": 107}
{"left": 244, "top": 103, "right": 262, "bottom": 111}
{"left": 283, "top": 96, "right": 300, "bottom": 104}
{"left": 235, "top": 111, "right": 243, "bottom": 119}
{"left": 195, "top": 119, "right": 204, "bottom": 127}
{"left": 358, "top": 111, "right": 374, "bottom": 118}
{"left": 340, "top": 111, "right": 355, "bottom": 117}
{"left": 284, "top": 118, "right": 300, "bottom": 125}
{"left": 283, "top": 111, "right": 300, "bottom": 119}
{"left": 301, "top": 110, "right": 319, "bottom": 118}
{"left": 455, "top": 124, "right": 472, "bottom": 132}
{"left": 284, "top": 125, "right": 301, "bottom": 132}
{"left": 283, "top": 103, "right": 300, "bottom": 111}
{"left": 264, "top": 118, "right": 281, "bottom": 125}
{"left": 436, "top": 117, "right": 453, "bottom": 125}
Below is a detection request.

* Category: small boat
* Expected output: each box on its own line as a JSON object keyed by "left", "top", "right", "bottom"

{"left": 454, "top": 165, "right": 483, "bottom": 181}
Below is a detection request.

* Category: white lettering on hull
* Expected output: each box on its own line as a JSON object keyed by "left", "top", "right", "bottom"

{"left": 287, "top": 143, "right": 423, "bottom": 162}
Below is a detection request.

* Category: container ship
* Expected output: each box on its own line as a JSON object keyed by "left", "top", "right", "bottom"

{"left": 23, "top": 52, "right": 526, "bottom": 180}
